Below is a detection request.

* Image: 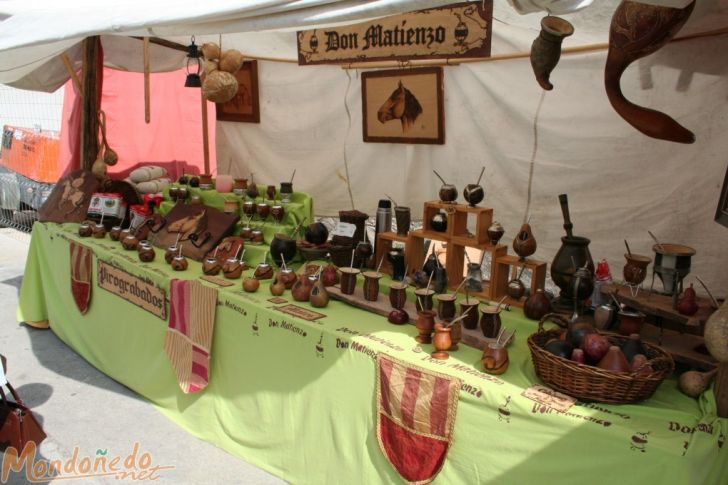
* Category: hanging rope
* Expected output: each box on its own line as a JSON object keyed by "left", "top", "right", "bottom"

{"left": 524, "top": 89, "right": 546, "bottom": 224}
{"left": 342, "top": 69, "right": 356, "bottom": 210}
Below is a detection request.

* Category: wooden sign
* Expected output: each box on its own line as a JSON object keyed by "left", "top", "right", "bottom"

{"left": 97, "top": 260, "right": 166, "bottom": 319}
{"left": 275, "top": 304, "right": 326, "bottom": 321}
{"left": 521, "top": 384, "right": 576, "bottom": 413}
{"left": 297, "top": 2, "right": 493, "bottom": 65}
{"left": 199, "top": 275, "right": 235, "bottom": 287}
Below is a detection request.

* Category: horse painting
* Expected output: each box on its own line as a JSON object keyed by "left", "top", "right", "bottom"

{"left": 377, "top": 81, "right": 423, "bottom": 133}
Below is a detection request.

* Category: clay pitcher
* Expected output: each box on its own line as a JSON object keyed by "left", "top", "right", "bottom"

{"left": 605, "top": 0, "right": 696, "bottom": 143}
{"left": 431, "top": 323, "right": 453, "bottom": 360}
{"left": 530, "top": 16, "right": 574, "bottom": 91}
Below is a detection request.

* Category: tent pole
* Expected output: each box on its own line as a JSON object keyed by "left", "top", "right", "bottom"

{"left": 80, "top": 36, "right": 101, "bottom": 171}
{"left": 201, "top": 94, "right": 210, "bottom": 175}
{"left": 144, "top": 37, "right": 151, "bottom": 124}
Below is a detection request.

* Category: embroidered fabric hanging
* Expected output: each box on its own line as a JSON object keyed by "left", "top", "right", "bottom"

{"left": 70, "top": 241, "right": 93, "bottom": 314}
{"left": 164, "top": 279, "right": 218, "bottom": 393}
{"left": 376, "top": 353, "right": 462, "bottom": 485}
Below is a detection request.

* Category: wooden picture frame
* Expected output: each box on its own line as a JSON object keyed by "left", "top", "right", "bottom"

{"left": 362, "top": 67, "right": 444, "bottom": 145}
{"left": 216, "top": 61, "right": 260, "bottom": 123}
{"left": 716, "top": 165, "right": 728, "bottom": 228}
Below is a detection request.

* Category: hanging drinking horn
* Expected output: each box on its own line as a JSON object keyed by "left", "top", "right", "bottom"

{"left": 530, "top": 16, "right": 574, "bottom": 91}
{"left": 604, "top": 0, "right": 696, "bottom": 144}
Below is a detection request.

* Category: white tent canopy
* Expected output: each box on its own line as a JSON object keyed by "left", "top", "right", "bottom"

{"left": 1, "top": 0, "right": 727, "bottom": 292}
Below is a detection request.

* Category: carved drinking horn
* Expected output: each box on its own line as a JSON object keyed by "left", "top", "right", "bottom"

{"left": 530, "top": 16, "right": 574, "bottom": 91}
{"left": 604, "top": 0, "right": 696, "bottom": 144}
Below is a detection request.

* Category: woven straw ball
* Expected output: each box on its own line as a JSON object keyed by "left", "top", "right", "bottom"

{"left": 201, "top": 42, "right": 221, "bottom": 61}
{"left": 219, "top": 49, "right": 244, "bottom": 73}
{"left": 203, "top": 60, "right": 219, "bottom": 75}
{"left": 202, "top": 71, "right": 238, "bottom": 103}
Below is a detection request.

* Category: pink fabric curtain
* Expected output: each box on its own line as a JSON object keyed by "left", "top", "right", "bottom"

{"left": 59, "top": 67, "right": 216, "bottom": 180}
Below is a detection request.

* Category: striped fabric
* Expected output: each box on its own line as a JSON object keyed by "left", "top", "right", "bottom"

{"left": 164, "top": 279, "right": 218, "bottom": 394}
{"left": 70, "top": 241, "right": 92, "bottom": 314}
{"left": 376, "top": 353, "right": 461, "bottom": 485}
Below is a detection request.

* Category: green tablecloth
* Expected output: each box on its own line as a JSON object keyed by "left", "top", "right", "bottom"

{"left": 159, "top": 184, "right": 314, "bottom": 246}
{"left": 17, "top": 223, "right": 728, "bottom": 484}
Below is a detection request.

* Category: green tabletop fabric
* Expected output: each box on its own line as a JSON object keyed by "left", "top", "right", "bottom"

{"left": 17, "top": 223, "right": 728, "bottom": 484}
{"left": 159, "top": 184, "right": 314, "bottom": 248}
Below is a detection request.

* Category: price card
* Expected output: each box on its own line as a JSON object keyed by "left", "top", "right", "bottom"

{"left": 330, "top": 222, "right": 356, "bottom": 238}
{"left": 521, "top": 384, "right": 576, "bottom": 412}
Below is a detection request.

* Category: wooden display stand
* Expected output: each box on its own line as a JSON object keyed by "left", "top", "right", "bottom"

{"left": 490, "top": 255, "right": 547, "bottom": 307}
{"left": 374, "top": 232, "right": 408, "bottom": 275}
{"left": 374, "top": 201, "right": 545, "bottom": 306}
{"left": 600, "top": 282, "right": 719, "bottom": 370}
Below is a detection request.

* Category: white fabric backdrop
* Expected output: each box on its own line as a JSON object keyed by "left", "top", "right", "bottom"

{"left": 1, "top": 0, "right": 727, "bottom": 292}
{"left": 216, "top": 3, "right": 728, "bottom": 293}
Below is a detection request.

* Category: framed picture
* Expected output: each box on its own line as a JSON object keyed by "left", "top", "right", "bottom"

{"left": 716, "top": 165, "right": 728, "bottom": 228}
{"left": 216, "top": 61, "right": 260, "bottom": 123}
{"left": 361, "top": 67, "right": 444, "bottom": 145}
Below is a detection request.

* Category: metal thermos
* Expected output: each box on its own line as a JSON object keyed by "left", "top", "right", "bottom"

{"left": 374, "top": 199, "right": 392, "bottom": 253}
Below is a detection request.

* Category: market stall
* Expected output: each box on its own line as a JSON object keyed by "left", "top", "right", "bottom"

{"left": 3, "top": 0, "right": 728, "bottom": 483}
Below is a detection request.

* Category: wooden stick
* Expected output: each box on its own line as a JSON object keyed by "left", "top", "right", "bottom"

{"left": 445, "top": 307, "right": 472, "bottom": 327}
{"left": 426, "top": 271, "right": 434, "bottom": 291}
{"left": 143, "top": 37, "right": 151, "bottom": 124}
{"left": 376, "top": 255, "right": 384, "bottom": 274}
{"left": 451, "top": 278, "right": 467, "bottom": 297}
{"left": 647, "top": 230, "right": 665, "bottom": 252}
{"left": 624, "top": 239, "right": 632, "bottom": 257}
{"left": 432, "top": 170, "right": 447, "bottom": 186}
{"left": 495, "top": 296, "right": 507, "bottom": 311}
{"left": 340, "top": 27, "right": 728, "bottom": 70}
{"left": 476, "top": 166, "right": 485, "bottom": 185}
{"left": 290, "top": 169, "right": 296, "bottom": 184}
{"left": 201, "top": 94, "right": 210, "bottom": 174}
{"left": 60, "top": 53, "right": 83, "bottom": 97}
{"left": 350, "top": 249, "right": 355, "bottom": 269}
{"left": 385, "top": 193, "right": 398, "bottom": 208}
{"left": 495, "top": 326, "right": 505, "bottom": 346}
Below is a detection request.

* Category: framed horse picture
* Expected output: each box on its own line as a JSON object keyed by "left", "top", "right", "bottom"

{"left": 361, "top": 67, "right": 444, "bottom": 145}
{"left": 216, "top": 61, "right": 260, "bottom": 123}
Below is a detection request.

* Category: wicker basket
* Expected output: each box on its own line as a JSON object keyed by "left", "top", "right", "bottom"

{"left": 527, "top": 313, "right": 674, "bottom": 404}
{"left": 299, "top": 245, "right": 329, "bottom": 262}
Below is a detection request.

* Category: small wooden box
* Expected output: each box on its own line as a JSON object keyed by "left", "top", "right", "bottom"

{"left": 421, "top": 201, "right": 493, "bottom": 244}
{"left": 492, "top": 255, "right": 547, "bottom": 307}
{"left": 374, "top": 232, "right": 409, "bottom": 276}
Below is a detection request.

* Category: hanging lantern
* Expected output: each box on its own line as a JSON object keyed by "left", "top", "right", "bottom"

{"left": 185, "top": 36, "right": 202, "bottom": 88}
